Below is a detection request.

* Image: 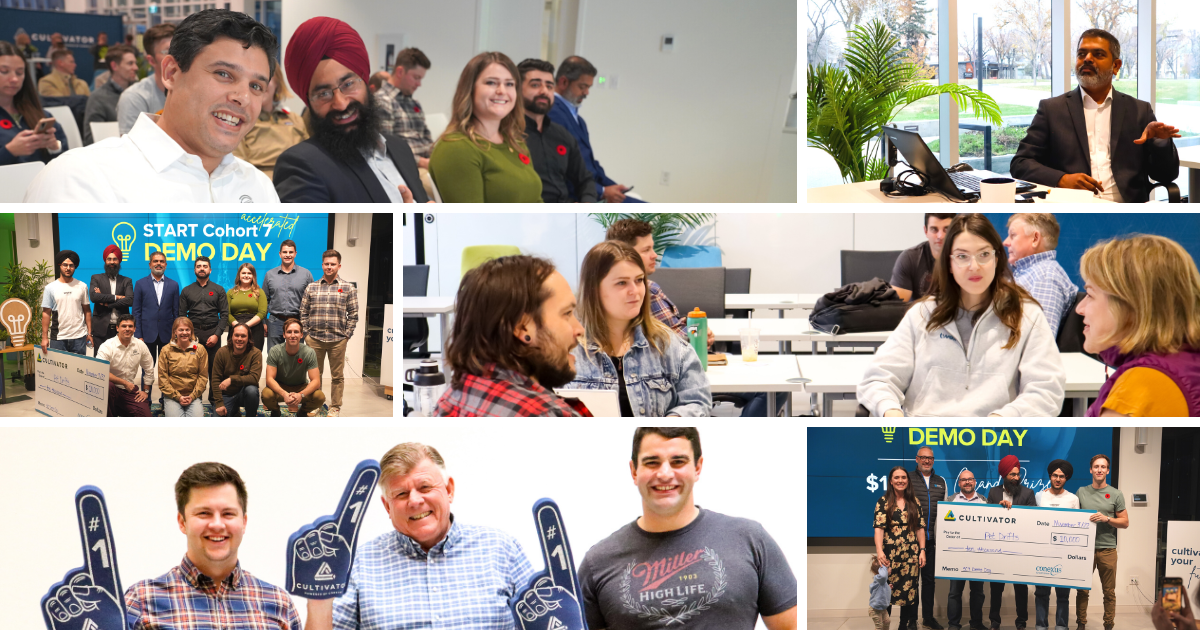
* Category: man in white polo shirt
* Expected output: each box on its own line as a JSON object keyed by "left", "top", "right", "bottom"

{"left": 24, "top": 9, "right": 280, "bottom": 203}
{"left": 97, "top": 315, "right": 154, "bottom": 417}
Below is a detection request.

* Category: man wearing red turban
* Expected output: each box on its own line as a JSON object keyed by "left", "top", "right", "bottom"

{"left": 89, "top": 244, "right": 136, "bottom": 354}
{"left": 986, "top": 454, "right": 1036, "bottom": 630}
{"left": 273, "top": 16, "right": 429, "bottom": 203}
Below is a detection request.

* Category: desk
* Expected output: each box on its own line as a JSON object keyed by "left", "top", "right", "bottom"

{"left": 403, "top": 296, "right": 455, "bottom": 352}
{"left": 710, "top": 318, "right": 891, "bottom": 354}
{"left": 792, "top": 352, "right": 1106, "bottom": 417}
{"left": 707, "top": 354, "right": 812, "bottom": 417}
{"left": 724, "top": 294, "right": 825, "bottom": 353}
{"left": 807, "top": 180, "right": 1115, "bottom": 203}
{"left": 1177, "top": 145, "right": 1200, "bottom": 203}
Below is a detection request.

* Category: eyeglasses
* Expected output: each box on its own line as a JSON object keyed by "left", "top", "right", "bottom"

{"left": 950, "top": 250, "right": 997, "bottom": 268}
{"left": 916, "top": 455, "right": 934, "bottom": 461}
{"left": 959, "top": 478, "right": 976, "bottom": 483}
{"left": 311, "top": 76, "right": 363, "bottom": 106}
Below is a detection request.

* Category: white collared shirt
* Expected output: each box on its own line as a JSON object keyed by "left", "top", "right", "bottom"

{"left": 1082, "top": 87, "right": 1124, "bottom": 203}
{"left": 97, "top": 335, "right": 154, "bottom": 390}
{"left": 23, "top": 113, "right": 280, "bottom": 203}
{"left": 152, "top": 274, "right": 165, "bottom": 304}
{"left": 362, "top": 134, "right": 412, "bottom": 203}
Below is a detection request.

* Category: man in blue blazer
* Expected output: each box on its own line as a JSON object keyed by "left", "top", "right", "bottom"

{"left": 132, "top": 250, "right": 180, "bottom": 366}
{"left": 548, "top": 56, "right": 643, "bottom": 203}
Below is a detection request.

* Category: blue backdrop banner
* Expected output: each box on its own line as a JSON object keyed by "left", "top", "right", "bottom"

{"left": 56, "top": 213, "right": 330, "bottom": 291}
{"left": 2, "top": 8, "right": 124, "bottom": 81}
{"left": 807, "top": 427, "right": 1113, "bottom": 538}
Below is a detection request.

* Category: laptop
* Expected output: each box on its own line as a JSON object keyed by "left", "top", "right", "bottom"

{"left": 882, "top": 127, "right": 1037, "bottom": 201}
{"left": 554, "top": 388, "right": 621, "bottom": 417}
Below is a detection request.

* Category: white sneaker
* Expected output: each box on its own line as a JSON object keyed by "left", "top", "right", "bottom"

{"left": 328, "top": 408, "right": 340, "bottom": 417}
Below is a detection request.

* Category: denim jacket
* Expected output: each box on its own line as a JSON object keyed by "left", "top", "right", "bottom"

{"left": 567, "top": 325, "right": 711, "bottom": 417}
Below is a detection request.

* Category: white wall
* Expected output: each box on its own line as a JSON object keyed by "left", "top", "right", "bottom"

{"left": 479, "top": 0, "right": 544, "bottom": 64}
{"left": 15, "top": 213, "right": 55, "bottom": 276}
{"left": 329, "top": 213, "right": 374, "bottom": 380}
{"left": 3, "top": 422, "right": 800, "bottom": 630}
{"left": 808, "top": 429, "right": 1163, "bottom": 618}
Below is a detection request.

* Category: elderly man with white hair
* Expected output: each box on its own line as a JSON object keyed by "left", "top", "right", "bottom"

{"left": 1002, "top": 213, "right": 1078, "bottom": 338}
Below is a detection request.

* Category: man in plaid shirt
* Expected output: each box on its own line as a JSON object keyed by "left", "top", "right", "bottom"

{"left": 124, "top": 462, "right": 301, "bottom": 630}
{"left": 1003, "top": 214, "right": 1079, "bottom": 338}
{"left": 376, "top": 47, "right": 434, "bottom": 169}
{"left": 306, "top": 443, "right": 537, "bottom": 629}
{"left": 437, "top": 255, "right": 592, "bottom": 417}
{"left": 300, "top": 249, "right": 358, "bottom": 417}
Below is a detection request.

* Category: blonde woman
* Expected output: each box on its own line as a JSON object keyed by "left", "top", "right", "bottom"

{"left": 428, "top": 51, "right": 542, "bottom": 202}
{"left": 226, "top": 262, "right": 267, "bottom": 351}
{"left": 158, "top": 317, "right": 208, "bottom": 417}
{"left": 1077, "top": 234, "right": 1200, "bottom": 416}
{"left": 564, "top": 240, "right": 710, "bottom": 417}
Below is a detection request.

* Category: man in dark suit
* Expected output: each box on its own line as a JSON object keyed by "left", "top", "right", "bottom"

{"left": 986, "top": 455, "right": 1037, "bottom": 630}
{"left": 273, "top": 16, "right": 429, "bottom": 203}
{"left": 132, "top": 250, "right": 180, "bottom": 366}
{"left": 90, "top": 245, "right": 135, "bottom": 356}
{"left": 547, "top": 56, "right": 643, "bottom": 203}
{"left": 1010, "top": 29, "right": 1180, "bottom": 203}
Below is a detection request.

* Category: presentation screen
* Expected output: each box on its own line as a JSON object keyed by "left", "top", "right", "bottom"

{"left": 56, "top": 213, "right": 331, "bottom": 290}
{"left": 807, "top": 427, "right": 1114, "bottom": 539}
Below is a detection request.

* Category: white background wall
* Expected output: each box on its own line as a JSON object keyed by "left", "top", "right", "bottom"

{"left": 808, "top": 428, "right": 1165, "bottom": 617}
{"left": 3, "top": 422, "right": 800, "bottom": 629}
{"left": 275, "top": 0, "right": 796, "bottom": 202}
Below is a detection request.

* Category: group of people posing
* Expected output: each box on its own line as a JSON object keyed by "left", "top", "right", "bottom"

{"left": 3, "top": 9, "right": 639, "bottom": 204}
{"left": 40, "top": 239, "right": 357, "bottom": 417}
{"left": 872, "top": 449, "right": 1126, "bottom": 630}
{"left": 85, "top": 428, "right": 795, "bottom": 630}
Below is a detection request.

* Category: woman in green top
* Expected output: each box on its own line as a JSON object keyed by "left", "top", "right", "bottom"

{"left": 429, "top": 51, "right": 543, "bottom": 203}
{"left": 227, "top": 262, "right": 267, "bottom": 351}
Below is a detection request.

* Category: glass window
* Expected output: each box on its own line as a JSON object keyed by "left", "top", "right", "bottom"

{"left": 1070, "top": 0, "right": 1136, "bottom": 96}
{"left": 1155, "top": 0, "right": 1197, "bottom": 200}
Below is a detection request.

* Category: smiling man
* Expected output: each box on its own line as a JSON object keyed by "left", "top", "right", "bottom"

{"left": 124, "top": 462, "right": 301, "bottom": 629}
{"left": 578, "top": 427, "right": 797, "bottom": 630}
{"left": 273, "top": 17, "right": 428, "bottom": 203}
{"left": 304, "top": 442, "right": 535, "bottom": 630}
{"left": 25, "top": 9, "right": 281, "bottom": 202}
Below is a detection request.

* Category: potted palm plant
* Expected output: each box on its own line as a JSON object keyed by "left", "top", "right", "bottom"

{"left": 807, "top": 20, "right": 1004, "bottom": 183}
{"left": 587, "top": 213, "right": 715, "bottom": 256}
{"left": 1, "top": 259, "right": 53, "bottom": 390}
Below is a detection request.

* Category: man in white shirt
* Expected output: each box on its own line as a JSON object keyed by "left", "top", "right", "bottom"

{"left": 97, "top": 315, "right": 154, "bottom": 417}
{"left": 1034, "top": 460, "right": 1079, "bottom": 630}
{"left": 41, "top": 250, "right": 92, "bottom": 356}
{"left": 24, "top": 9, "right": 280, "bottom": 203}
{"left": 946, "top": 469, "right": 987, "bottom": 630}
{"left": 1010, "top": 28, "right": 1180, "bottom": 203}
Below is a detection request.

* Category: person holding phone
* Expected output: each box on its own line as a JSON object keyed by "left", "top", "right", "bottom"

{"left": 1151, "top": 581, "right": 1194, "bottom": 630}
{"left": 0, "top": 41, "right": 66, "bottom": 165}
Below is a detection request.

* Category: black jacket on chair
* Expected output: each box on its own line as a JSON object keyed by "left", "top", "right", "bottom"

{"left": 89, "top": 273, "right": 134, "bottom": 327}
{"left": 1009, "top": 87, "right": 1179, "bottom": 203}
{"left": 273, "top": 134, "right": 430, "bottom": 203}
{"left": 986, "top": 483, "right": 1037, "bottom": 507}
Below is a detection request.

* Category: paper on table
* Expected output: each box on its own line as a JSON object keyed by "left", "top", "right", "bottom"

{"left": 1037, "top": 188, "right": 1099, "bottom": 203}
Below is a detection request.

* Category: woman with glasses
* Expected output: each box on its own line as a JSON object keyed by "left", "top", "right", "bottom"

{"left": 859, "top": 213, "right": 1066, "bottom": 417}
{"left": 428, "top": 51, "right": 542, "bottom": 202}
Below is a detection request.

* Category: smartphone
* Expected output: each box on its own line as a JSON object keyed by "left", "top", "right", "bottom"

{"left": 624, "top": 185, "right": 635, "bottom": 193}
{"left": 1163, "top": 577, "right": 1183, "bottom": 612}
{"left": 33, "top": 117, "right": 56, "bottom": 134}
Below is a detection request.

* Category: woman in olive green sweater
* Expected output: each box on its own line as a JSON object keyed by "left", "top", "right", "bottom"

{"left": 429, "top": 51, "right": 543, "bottom": 203}
{"left": 227, "top": 262, "right": 267, "bottom": 351}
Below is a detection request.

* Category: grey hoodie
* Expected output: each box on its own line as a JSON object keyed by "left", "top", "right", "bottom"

{"left": 858, "top": 298, "right": 1065, "bottom": 417}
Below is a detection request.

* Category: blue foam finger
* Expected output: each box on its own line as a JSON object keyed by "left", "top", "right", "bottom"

{"left": 286, "top": 459, "right": 380, "bottom": 599}
{"left": 509, "top": 498, "right": 588, "bottom": 630}
{"left": 41, "top": 486, "right": 128, "bottom": 630}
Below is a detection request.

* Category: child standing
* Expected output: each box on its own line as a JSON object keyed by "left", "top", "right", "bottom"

{"left": 871, "top": 554, "right": 893, "bottom": 630}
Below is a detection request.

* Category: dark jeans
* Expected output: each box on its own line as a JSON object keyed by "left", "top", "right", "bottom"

{"left": 92, "top": 322, "right": 117, "bottom": 357}
{"left": 739, "top": 391, "right": 789, "bottom": 417}
{"left": 990, "top": 582, "right": 1029, "bottom": 628}
{"left": 194, "top": 324, "right": 220, "bottom": 398}
{"left": 107, "top": 381, "right": 151, "bottom": 417}
{"left": 141, "top": 337, "right": 166, "bottom": 365}
{"left": 921, "top": 545, "right": 938, "bottom": 621}
{"left": 948, "top": 580, "right": 985, "bottom": 629}
{"left": 220, "top": 385, "right": 259, "bottom": 417}
{"left": 49, "top": 336, "right": 88, "bottom": 355}
{"left": 1034, "top": 586, "right": 1070, "bottom": 630}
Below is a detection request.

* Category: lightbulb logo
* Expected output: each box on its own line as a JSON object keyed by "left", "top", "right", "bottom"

{"left": 882, "top": 427, "right": 896, "bottom": 443}
{"left": 0, "top": 298, "right": 33, "bottom": 347}
{"left": 111, "top": 222, "right": 137, "bottom": 262}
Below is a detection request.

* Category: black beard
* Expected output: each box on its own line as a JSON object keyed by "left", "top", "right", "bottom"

{"left": 525, "top": 338, "right": 577, "bottom": 389}
{"left": 1004, "top": 478, "right": 1023, "bottom": 494}
{"left": 524, "top": 97, "right": 551, "bottom": 115}
{"left": 310, "top": 91, "right": 384, "bottom": 164}
{"left": 105, "top": 262, "right": 121, "bottom": 277}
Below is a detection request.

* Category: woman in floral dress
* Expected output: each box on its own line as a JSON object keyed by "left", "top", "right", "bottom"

{"left": 874, "top": 465, "right": 927, "bottom": 630}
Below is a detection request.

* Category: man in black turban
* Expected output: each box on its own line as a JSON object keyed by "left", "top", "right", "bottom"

{"left": 1034, "top": 458, "right": 1080, "bottom": 630}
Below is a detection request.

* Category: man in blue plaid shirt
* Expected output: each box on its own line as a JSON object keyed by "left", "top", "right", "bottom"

{"left": 306, "top": 443, "right": 534, "bottom": 630}
{"left": 1003, "top": 213, "right": 1079, "bottom": 338}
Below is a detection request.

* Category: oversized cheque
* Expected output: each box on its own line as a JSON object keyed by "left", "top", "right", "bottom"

{"left": 935, "top": 501, "right": 1097, "bottom": 589}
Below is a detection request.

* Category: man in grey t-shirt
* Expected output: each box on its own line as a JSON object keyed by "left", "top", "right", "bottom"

{"left": 578, "top": 427, "right": 797, "bottom": 629}
{"left": 891, "top": 214, "right": 955, "bottom": 302}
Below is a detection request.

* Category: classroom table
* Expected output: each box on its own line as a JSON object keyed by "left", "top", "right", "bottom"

{"left": 806, "top": 180, "right": 1115, "bottom": 203}
{"left": 402, "top": 296, "right": 455, "bottom": 353}
{"left": 724, "top": 294, "right": 824, "bottom": 312}
{"left": 1176, "top": 144, "right": 1200, "bottom": 203}
{"left": 790, "top": 351, "right": 1108, "bottom": 417}
{"left": 709, "top": 318, "right": 891, "bottom": 354}
{"left": 706, "top": 354, "right": 813, "bottom": 417}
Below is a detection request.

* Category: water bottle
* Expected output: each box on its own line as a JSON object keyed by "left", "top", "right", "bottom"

{"left": 686, "top": 308, "right": 708, "bottom": 371}
{"left": 404, "top": 359, "right": 446, "bottom": 417}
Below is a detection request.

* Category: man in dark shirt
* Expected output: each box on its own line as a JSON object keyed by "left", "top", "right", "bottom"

{"left": 517, "top": 58, "right": 596, "bottom": 203}
{"left": 891, "top": 214, "right": 955, "bottom": 301}
{"left": 179, "top": 256, "right": 228, "bottom": 400}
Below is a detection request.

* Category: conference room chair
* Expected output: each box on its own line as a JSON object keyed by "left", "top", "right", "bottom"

{"left": 840, "top": 250, "right": 903, "bottom": 287}
{"left": 1149, "top": 180, "right": 1183, "bottom": 203}
{"left": 0, "top": 161, "right": 45, "bottom": 203}
{"left": 660, "top": 245, "right": 722, "bottom": 268}
{"left": 90, "top": 121, "right": 120, "bottom": 143}
{"left": 403, "top": 265, "right": 431, "bottom": 359}
{"left": 460, "top": 245, "right": 521, "bottom": 278}
{"left": 45, "top": 105, "right": 82, "bottom": 151}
